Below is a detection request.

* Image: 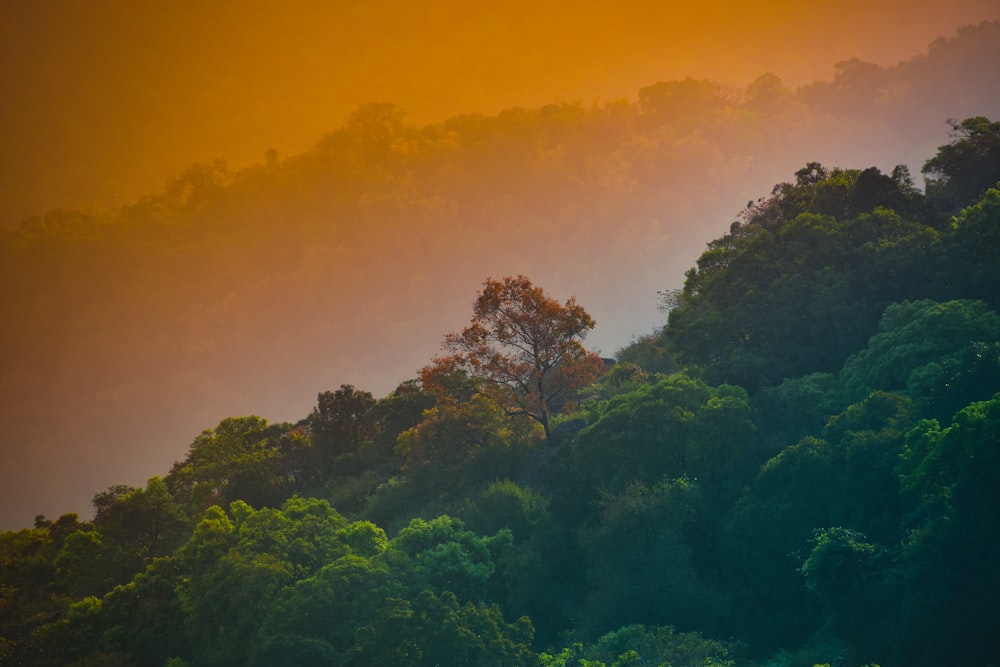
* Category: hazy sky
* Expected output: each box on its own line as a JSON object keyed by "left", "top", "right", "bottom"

{"left": 2, "top": 1, "right": 1000, "bottom": 530}
{"left": 2, "top": 0, "right": 999, "bottom": 227}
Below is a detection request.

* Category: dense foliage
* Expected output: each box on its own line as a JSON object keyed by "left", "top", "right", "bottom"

{"left": 2, "top": 118, "right": 998, "bottom": 666}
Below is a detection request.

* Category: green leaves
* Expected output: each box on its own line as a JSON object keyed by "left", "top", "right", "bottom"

{"left": 922, "top": 117, "right": 1000, "bottom": 214}
{"left": 169, "top": 416, "right": 288, "bottom": 513}
{"left": 947, "top": 186, "right": 1000, "bottom": 307}
{"left": 311, "top": 385, "right": 376, "bottom": 471}
{"left": 257, "top": 554, "right": 396, "bottom": 655}
{"left": 839, "top": 299, "right": 1000, "bottom": 418}
{"left": 899, "top": 393, "right": 1000, "bottom": 516}
{"left": 891, "top": 394, "right": 1000, "bottom": 665}
{"left": 571, "top": 374, "right": 755, "bottom": 493}
{"left": 664, "top": 164, "right": 947, "bottom": 389}
{"left": 540, "top": 624, "right": 735, "bottom": 667}
{"left": 146, "top": 500, "right": 537, "bottom": 666}
{"left": 346, "top": 589, "right": 535, "bottom": 667}
{"left": 390, "top": 515, "right": 497, "bottom": 603}
{"left": 800, "top": 527, "right": 876, "bottom": 596}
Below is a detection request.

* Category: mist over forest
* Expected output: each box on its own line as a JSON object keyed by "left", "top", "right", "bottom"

{"left": 3, "top": 9, "right": 1000, "bottom": 664}
{"left": 2, "top": 21, "right": 1000, "bottom": 530}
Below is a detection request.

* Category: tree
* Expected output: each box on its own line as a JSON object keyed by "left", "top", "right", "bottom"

{"left": 922, "top": 116, "right": 1000, "bottom": 214}
{"left": 799, "top": 527, "right": 886, "bottom": 658}
{"left": 540, "top": 624, "right": 735, "bottom": 667}
{"left": 254, "top": 554, "right": 396, "bottom": 658}
{"left": 345, "top": 589, "right": 535, "bottom": 667}
{"left": 167, "top": 416, "right": 291, "bottom": 512}
{"left": 310, "top": 384, "right": 376, "bottom": 469}
{"left": 0, "top": 513, "right": 88, "bottom": 663}
{"left": 663, "top": 165, "right": 938, "bottom": 389}
{"left": 838, "top": 299, "right": 1000, "bottom": 419}
{"left": 577, "top": 477, "right": 723, "bottom": 636}
{"left": 428, "top": 275, "right": 604, "bottom": 440}
{"left": 946, "top": 186, "right": 1000, "bottom": 308}
{"left": 50, "top": 478, "right": 187, "bottom": 600}
{"left": 571, "top": 374, "right": 756, "bottom": 496}
{"left": 395, "top": 393, "right": 520, "bottom": 474}
{"left": 894, "top": 393, "right": 1000, "bottom": 665}
{"left": 388, "top": 515, "right": 499, "bottom": 603}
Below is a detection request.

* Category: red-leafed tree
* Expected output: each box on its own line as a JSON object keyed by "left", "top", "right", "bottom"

{"left": 427, "top": 275, "right": 604, "bottom": 440}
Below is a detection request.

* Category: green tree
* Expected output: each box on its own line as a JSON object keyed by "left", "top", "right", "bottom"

{"left": 396, "top": 393, "right": 518, "bottom": 474}
{"left": 88, "top": 477, "right": 189, "bottom": 571}
{"left": 173, "top": 498, "right": 364, "bottom": 667}
{"left": 462, "top": 479, "right": 551, "bottom": 543}
{"left": 273, "top": 427, "right": 323, "bottom": 494}
{"left": 0, "top": 514, "right": 87, "bottom": 663}
{"left": 86, "top": 556, "right": 190, "bottom": 666}
{"left": 540, "top": 624, "right": 735, "bottom": 667}
{"left": 664, "top": 165, "right": 937, "bottom": 389}
{"left": 345, "top": 589, "right": 535, "bottom": 666}
{"left": 174, "top": 504, "right": 279, "bottom": 667}
{"left": 248, "top": 636, "right": 338, "bottom": 667}
{"left": 945, "top": 186, "right": 1000, "bottom": 307}
{"left": 799, "top": 527, "right": 892, "bottom": 663}
{"left": 320, "top": 382, "right": 435, "bottom": 513}
{"left": 922, "top": 116, "right": 1000, "bottom": 214}
{"left": 577, "top": 477, "right": 730, "bottom": 637}
{"left": 253, "top": 554, "right": 396, "bottom": 659}
{"left": 310, "top": 384, "right": 376, "bottom": 470}
{"left": 838, "top": 299, "right": 1000, "bottom": 419}
{"left": 53, "top": 528, "right": 109, "bottom": 597}
{"left": 461, "top": 481, "right": 567, "bottom": 644}
{"left": 167, "top": 416, "right": 291, "bottom": 512}
{"left": 371, "top": 390, "right": 541, "bottom": 527}
{"left": 571, "top": 374, "right": 756, "bottom": 496}
{"left": 427, "top": 275, "right": 604, "bottom": 440}
{"left": 753, "top": 371, "right": 842, "bottom": 448}
{"left": 388, "top": 515, "right": 499, "bottom": 603}
{"left": 722, "top": 391, "right": 915, "bottom": 650}
{"left": 892, "top": 394, "right": 1000, "bottom": 666}
{"left": 181, "top": 547, "right": 293, "bottom": 667}
{"left": 614, "top": 334, "right": 677, "bottom": 375}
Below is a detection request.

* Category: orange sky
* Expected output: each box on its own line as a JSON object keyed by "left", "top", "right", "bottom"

{"left": 2, "top": 0, "right": 999, "bottom": 227}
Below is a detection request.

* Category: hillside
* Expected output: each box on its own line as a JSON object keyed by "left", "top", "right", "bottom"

{"left": 2, "top": 22, "right": 1000, "bottom": 531}
{"left": 2, "top": 115, "right": 998, "bottom": 666}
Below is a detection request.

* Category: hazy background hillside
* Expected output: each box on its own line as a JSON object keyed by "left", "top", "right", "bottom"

{"left": 2, "top": 2, "right": 1000, "bottom": 529}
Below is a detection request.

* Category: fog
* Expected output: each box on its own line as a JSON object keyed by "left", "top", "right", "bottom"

{"left": 1, "top": 5, "right": 999, "bottom": 529}
{"left": 3, "top": 0, "right": 998, "bottom": 227}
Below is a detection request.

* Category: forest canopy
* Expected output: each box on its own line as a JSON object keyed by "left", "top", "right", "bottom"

{"left": 2, "top": 112, "right": 998, "bottom": 666}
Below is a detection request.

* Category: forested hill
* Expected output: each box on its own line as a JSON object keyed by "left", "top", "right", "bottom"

{"left": 2, "top": 119, "right": 1000, "bottom": 666}
{"left": 4, "top": 21, "right": 1000, "bottom": 532}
